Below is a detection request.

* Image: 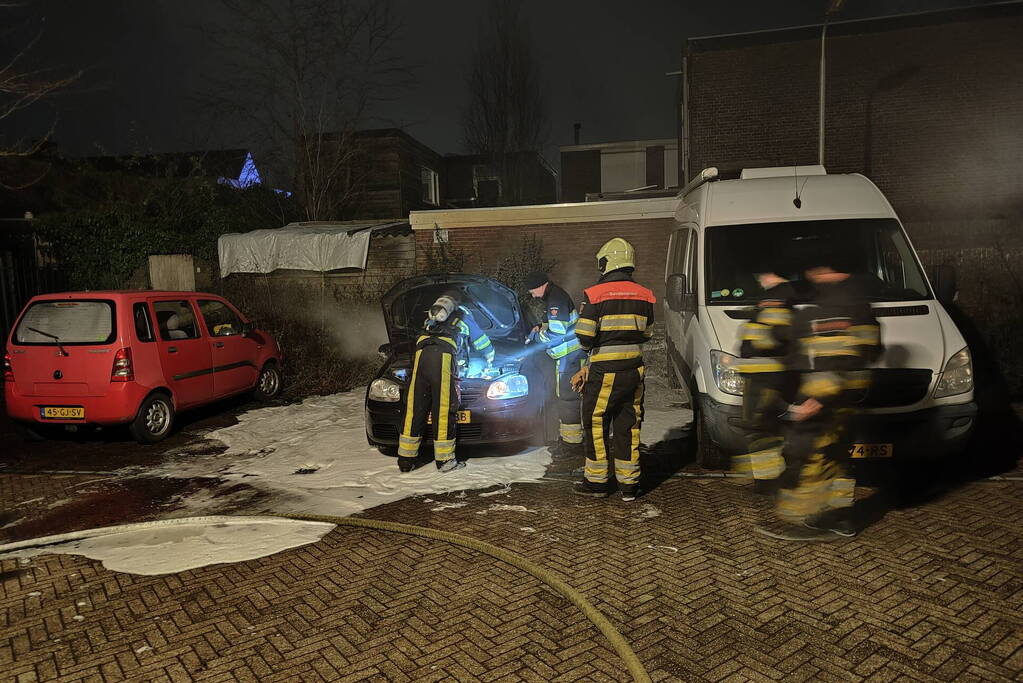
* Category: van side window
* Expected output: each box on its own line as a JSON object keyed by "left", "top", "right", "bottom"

{"left": 133, "top": 303, "right": 155, "bottom": 342}
{"left": 153, "top": 301, "right": 200, "bottom": 341}
{"left": 198, "top": 300, "right": 243, "bottom": 337}
{"left": 669, "top": 229, "right": 690, "bottom": 276}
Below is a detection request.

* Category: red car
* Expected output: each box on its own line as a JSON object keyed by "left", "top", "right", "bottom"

{"left": 4, "top": 291, "right": 283, "bottom": 443}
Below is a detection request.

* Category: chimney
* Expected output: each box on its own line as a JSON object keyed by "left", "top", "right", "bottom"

{"left": 573, "top": 122, "right": 581, "bottom": 145}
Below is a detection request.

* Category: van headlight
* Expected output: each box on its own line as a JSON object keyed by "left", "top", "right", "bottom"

{"left": 710, "top": 350, "right": 745, "bottom": 396}
{"left": 369, "top": 378, "right": 401, "bottom": 402}
{"left": 934, "top": 347, "right": 973, "bottom": 398}
{"left": 487, "top": 374, "right": 528, "bottom": 400}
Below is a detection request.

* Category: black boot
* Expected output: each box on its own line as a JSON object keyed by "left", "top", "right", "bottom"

{"left": 398, "top": 458, "right": 416, "bottom": 473}
{"left": 618, "top": 484, "right": 640, "bottom": 502}
{"left": 573, "top": 480, "right": 609, "bottom": 498}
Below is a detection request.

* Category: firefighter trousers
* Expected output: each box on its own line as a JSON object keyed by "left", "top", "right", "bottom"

{"left": 775, "top": 408, "right": 855, "bottom": 524}
{"left": 733, "top": 372, "right": 795, "bottom": 481}
{"left": 581, "top": 364, "right": 645, "bottom": 486}
{"left": 398, "top": 343, "right": 458, "bottom": 464}
{"left": 552, "top": 349, "right": 585, "bottom": 444}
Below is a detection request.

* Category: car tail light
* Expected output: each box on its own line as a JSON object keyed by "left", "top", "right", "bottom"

{"left": 3, "top": 353, "right": 12, "bottom": 382}
{"left": 111, "top": 348, "right": 134, "bottom": 382}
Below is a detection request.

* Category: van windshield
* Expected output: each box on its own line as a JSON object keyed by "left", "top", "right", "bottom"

{"left": 705, "top": 218, "right": 932, "bottom": 304}
{"left": 14, "top": 300, "right": 116, "bottom": 345}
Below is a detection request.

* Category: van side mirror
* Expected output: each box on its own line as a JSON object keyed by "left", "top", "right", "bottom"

{"left": 666, "top": 274, "right": 696, "bottom": 313}
{"left": 241, "top": 321, "right": 255, "bottom": 337}
{"left": 931, "top": 265, "right": 958, "bottom": 306}
{"left": 378, "top": 342, "right": 391, "bottom": 359}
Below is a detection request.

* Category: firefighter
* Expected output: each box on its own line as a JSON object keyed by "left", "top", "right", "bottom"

{"left": 524, "top": 271, "right": 585, "bottom": 456}
{"left": 732, "top": 265, "right": 798, "bottom": 490}
{"left": 570, "top": 238, "right": 656, "bottom": 502}
{"left": 397, "top": 292, "right": 493, "bottom": 473}
{"left": 756, "top": 253, "right": 881, "bottom": 541}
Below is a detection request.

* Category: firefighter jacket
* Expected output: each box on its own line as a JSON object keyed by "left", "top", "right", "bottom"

{"left": 537, "top": 282, "right": 582, "bottom": 360}
{"left": 419, "top": 305, "right": 494, "bottom": 366}
{"left": 736, "top": 282, "right": 797, "bottom": 375}
{"left": 790, "top": 277, "right": 882, "bottom": 409}
{"left": 575, "top": 269, "right": 656, "bottom": 370}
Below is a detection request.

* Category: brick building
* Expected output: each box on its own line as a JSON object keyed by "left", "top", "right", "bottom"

{"left": 560, "top": 138, "right": 680, "bottom": 203}
{"left": 683, "top": 3, "right": 1023, "bottom": 395}
{"left": 409, "top": 198, "right": 676, "bottom": 301}
{"left": 683, "top": 2, "right": 1022, "bottom": 250}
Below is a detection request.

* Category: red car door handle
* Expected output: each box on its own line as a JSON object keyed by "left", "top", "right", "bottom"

{"left": 168, "top": 347, "right": 178, "bottom": 353}
{"left": 214, "top": 342, "right": 225, "bottom": 348}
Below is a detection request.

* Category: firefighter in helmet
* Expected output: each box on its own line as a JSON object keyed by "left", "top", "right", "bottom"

{"left": 524, "top": 271, "right": 585, "bottom": 456}
{"left": 731, "top": 259, "right": 798, "bottom": 491}
{"left": 571, "top": 238, "right": 656, "bottom": 501}
{"left": 397, "top": 291, "right": 494, "bottom": 473}
{"left": 757, "top": 250, "right": 882, "bottom": 541}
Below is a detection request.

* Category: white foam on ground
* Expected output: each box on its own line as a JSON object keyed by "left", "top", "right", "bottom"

{"left": 161, "top": 390, "right": 551, "bottom": 517}
{"left": 1, "top": 518, "right": 335, "bottom": 576}
{"left": 641, "top": 407, "right": 693, "bottom": 445}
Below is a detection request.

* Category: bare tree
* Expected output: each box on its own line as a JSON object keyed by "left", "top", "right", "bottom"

{"left": 203, "top": 0, "right": 411, "bottom": 221}
{"left": 462, "top": 0, "right": 548, "bottom": 206}
{"left": 0, "top": 6, "right": 80, "bottom": 187}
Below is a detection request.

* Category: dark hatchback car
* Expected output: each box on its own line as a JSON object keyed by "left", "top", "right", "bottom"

{"left": 365, "top": 274, "right": 556, "bottom": 454}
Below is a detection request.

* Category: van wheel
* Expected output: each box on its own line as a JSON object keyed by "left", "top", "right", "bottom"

{"left": 130, "top": 393, "right": 174, "bottom": 444}
{"left": 696, "top": 407, "right": 727, "bottom": 470}
{"left": 254, "top": 363, "right": 282, "bottom": 401}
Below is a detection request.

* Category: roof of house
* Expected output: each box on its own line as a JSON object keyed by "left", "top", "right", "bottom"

{"left": 687, "top": 1, "right": 1021, "bottom": 52}
{"left": 85, "top": 149, "right": 253, "bottom": 179}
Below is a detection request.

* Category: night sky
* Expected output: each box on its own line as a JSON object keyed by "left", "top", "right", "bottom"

{"left": 10, "top": 0, "right": 992, "bottom": 164}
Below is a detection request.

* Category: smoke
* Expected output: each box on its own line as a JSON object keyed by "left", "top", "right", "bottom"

{"left": 299, "top": 300, "right": 389, "bottom": 359}
{"left": 554, "top": 258, "right": 593, "bottom": 307}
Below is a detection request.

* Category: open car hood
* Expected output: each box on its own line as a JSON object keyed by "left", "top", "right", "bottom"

{"left": 381, "top": 273, "right": 525, "bottom": 345}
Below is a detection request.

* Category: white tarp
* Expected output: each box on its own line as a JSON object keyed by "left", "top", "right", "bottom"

{"left": 218, "top": 221, "right": 400, "bottom": 275}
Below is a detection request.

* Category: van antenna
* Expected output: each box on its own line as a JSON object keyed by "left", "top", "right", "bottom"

{"left": 792, "top": 168, "right": 809, "bottom": 209}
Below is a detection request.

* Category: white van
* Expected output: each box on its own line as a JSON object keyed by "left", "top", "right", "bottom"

{"left": 664, "top": 165, "right": 977, "bottom": 468}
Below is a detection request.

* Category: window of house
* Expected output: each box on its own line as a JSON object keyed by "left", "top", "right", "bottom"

{"left": 420, "top": 167, "right": 439, "bottom": 205}
{"left": 473, "top": 165, "right": 501, "bottom": 204}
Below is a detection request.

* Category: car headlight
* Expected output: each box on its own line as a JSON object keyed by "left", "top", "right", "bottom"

{"left": 487, "top": 373, "right": 528, "bottom": 400}
{"left": 934, "top": 347, "right": 972, "bottom": 398}
{"left": 368, "top": 378, "right": 401, "bottom": 402}
{"left": 710, "top": 350, "right": 745, "bottom": 396}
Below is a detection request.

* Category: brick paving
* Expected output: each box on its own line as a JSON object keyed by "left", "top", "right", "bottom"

{"left": 2, "top": 470, "right": 1022, "bottom": 682}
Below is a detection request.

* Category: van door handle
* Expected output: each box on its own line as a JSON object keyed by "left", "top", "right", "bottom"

{"left": 214, "top": 342, "right": 224, "bottom": 348}
{"left": 168, "top": 347, "right": 178, "bottom": 354}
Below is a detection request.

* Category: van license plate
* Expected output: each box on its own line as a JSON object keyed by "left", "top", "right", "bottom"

{"left": 41, "top": 407, "right": 85, "bottom": 420}
{"left": 427, "top": 411, "right": 471, "bottom": 424}
{"left": 850, "top": 443, "right": 892, "bottom": 458}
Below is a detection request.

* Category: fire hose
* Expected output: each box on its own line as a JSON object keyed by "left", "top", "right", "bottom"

{"left": 0, "top": 514, "right": 653, "bottom": 683}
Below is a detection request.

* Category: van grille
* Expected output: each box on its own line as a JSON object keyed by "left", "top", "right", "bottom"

{"left": 859, "top": 369, "right": 932, "bottom": 408}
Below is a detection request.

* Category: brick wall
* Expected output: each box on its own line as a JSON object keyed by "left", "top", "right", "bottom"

{"left": 687, "top": 6, "right": 1023, "bottom": 250}
{"left": 414, "top": 218, "right": 673, "bottom": 303}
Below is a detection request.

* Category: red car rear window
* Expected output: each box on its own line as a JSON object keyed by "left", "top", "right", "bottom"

{"left": 14, "top": 300, "right": 116, "bottom": 345}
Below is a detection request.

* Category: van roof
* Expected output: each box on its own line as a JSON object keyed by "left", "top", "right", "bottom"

{"left": 30, "top": 290, "right": 223, "bottom": 299}
{"left": 694, "top": 172, "right": 897, "bottom": 227}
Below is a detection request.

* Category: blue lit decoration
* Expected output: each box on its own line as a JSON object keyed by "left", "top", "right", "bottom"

{"left": 217, "top": 152, "right": 292, "bottom": 196}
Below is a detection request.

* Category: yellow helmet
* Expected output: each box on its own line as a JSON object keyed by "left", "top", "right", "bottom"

{"left": 596, "top": 237, "right": 636, "bottom": 273}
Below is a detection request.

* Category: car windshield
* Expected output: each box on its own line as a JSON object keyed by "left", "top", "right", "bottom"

{"left": 391, "top": 281, "right": 519, "bottom": 337}
{"left": 705, "top": 218, "right": 932, "bottom": 304}
{"left": 14, "top": 300, "right": 116, "bottom": 345}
